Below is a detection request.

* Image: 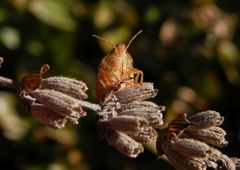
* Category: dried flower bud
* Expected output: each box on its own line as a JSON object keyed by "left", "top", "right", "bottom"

{"left": 172, "top": 138, "right": 211, "bottom": 158}
{"left": 41, "top": 76, "right": 88, "bottom": 100}
{"left": 30, "top": 103, "right": 67, "bottom": 129}
{"left": 98, "top": 82, "right": 165, "bottom": 158}
{"left": 2, "top": 64, "right": 98, "bottom": 129}
{"left": 164, "top": 146, "right": 207, "bottom": 170}
{"left": 207, "top": 148, "right": 235, "bottom": 170}
{"left": 156, "top": 110, "right": 234, "bottom": 170}
{"left": 157, "top": 130, "right": 208, "bottom": 170}
{"left": 167, "top": 111, "right": 227, "bottom": 147}
{"left": 106, "top": 115, "right": 148, "bottom": 132}
{"left": 186, "top": 127, "right": 228, "bottom": 147}
{"left": 127, "top": 126, "right": 157, "bottom": 143}
{"left": 187, "top": 110, "right": 224, "bottom": 129}
{"left": 30, "top": 89, "right": 86, "bottom": 124}
{"left": 105, "top": 129, "right": 144, "bottom": 158}
{"left": 119, "top": 101, "right": 164, "bottom": 127}
{"left": 114, "top": 83, "right": 158, "bottom": 103}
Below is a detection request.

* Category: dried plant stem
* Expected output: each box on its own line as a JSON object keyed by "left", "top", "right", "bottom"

{"left": 0, "top": 75, "right": 21, "bottom": 90}
{"left": 78, "top": 100, "right": 101, "bottom": 112}
{"left": 0, "top": 76, "right": 101, "bottom": 113}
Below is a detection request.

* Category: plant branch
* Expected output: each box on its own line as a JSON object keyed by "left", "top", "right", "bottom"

{"left": 78, "top": 100, "right": 101, "bottom": 112}
{"left": 0, "top": 57, "right": 21, "bottom": 91}
{"left": 0, "top": 75, "right": 21, "bottom": 91}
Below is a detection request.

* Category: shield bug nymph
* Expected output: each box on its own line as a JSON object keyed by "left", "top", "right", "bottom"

{"left": 94, "top": 30, "right": 144, "bottom": 101}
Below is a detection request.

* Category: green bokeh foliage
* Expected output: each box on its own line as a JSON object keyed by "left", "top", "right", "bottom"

{"left": 0, "top": 0, "right": 240, "bottom": 170}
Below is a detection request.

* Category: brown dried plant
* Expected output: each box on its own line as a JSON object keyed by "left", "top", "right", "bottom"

{"left": 97, "top": 82, "right": 165, "bottom": 157}
{"left": 20, "top": 65, "right": 92, "bottom": 128}
{"left": 0, "top": 54, "right": 239, "bottom": 170}
{"left": 0, "top": 60, "right": 100, "bottom": 129}
{"left": 156, "top": 111, "right": 236, "bottom": 170}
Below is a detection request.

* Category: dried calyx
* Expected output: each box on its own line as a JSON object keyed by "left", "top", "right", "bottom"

{"left": 20, "top": 65, "right": 89, "bottom": 129}
{"left": 97, "top": 83, "right": 165, "bottom": 158}
{"left": 156, "top": 110, "right": 236, "bottom": 170}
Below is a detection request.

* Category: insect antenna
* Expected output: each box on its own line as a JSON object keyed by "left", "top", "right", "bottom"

{"left": 92, "top": 34, "right": 117, "bottom": 51}
{"left": 125, "top": 30, "right": 142, "bottom": 51}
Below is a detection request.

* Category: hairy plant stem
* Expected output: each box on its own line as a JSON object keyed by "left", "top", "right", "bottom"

{"left": 77, "top": 100, "right": 101, "bottom": 112}
{"left": 0, "top": 75, "right": 101, "bottom": 113}
{"left": 0, "top": 75, "right": 21, "bottom": 91}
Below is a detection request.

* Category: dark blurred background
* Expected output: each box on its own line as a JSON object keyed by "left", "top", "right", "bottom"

{"left": 0, "top": 0, "right": 240, "bottom": 170}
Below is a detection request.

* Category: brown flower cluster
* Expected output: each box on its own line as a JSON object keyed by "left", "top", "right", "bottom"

{"left": 1, "top": 57, "right": 239, "bottom": 169}
{"left": 156, "top": 110, "right": 236, "bottom": 170}
{"left": 19, "top": 65, "right": 89, "bottom": 129}
{"left": 97, "top": 82, "right": 165, "bottom": 158}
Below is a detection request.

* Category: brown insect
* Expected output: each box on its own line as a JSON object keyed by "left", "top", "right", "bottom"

{"left": 94, "top": 30, "right": 144, "bottom": 101}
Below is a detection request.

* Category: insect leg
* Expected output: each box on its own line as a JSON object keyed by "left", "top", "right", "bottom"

{"left": 132, "top": 69, "right": 144, "bottom": 84}
{"left": 139, "top": 70, "right": 144, "bottom": 84}
{"left": 134, "top": 72, "right": 140, "bottom": 83}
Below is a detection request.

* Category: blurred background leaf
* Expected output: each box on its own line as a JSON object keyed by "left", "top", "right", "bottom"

{"left": 0, "top": 0, "right": 240, "bottom": 170}
{"left": 29, "top": 0, "right": 77, "bottom": 32}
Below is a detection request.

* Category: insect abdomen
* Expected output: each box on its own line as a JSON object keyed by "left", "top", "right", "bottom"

{"left": 96, "top": 54, "right": 124, "bottom": 101}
